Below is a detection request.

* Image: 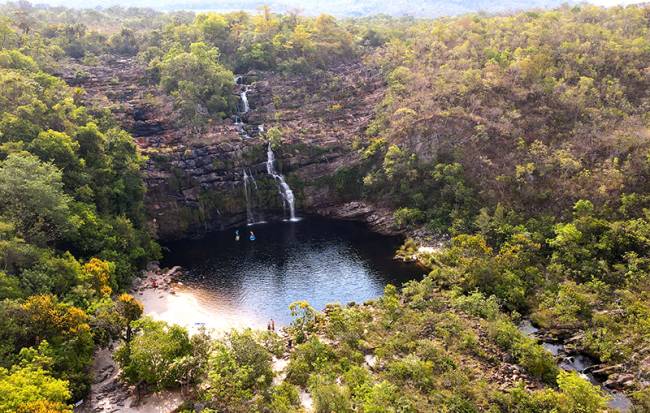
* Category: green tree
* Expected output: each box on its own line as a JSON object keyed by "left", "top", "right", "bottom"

{"left": 116, "top": 293, "right": 144, "bottom": 343}
{"left": 114, "top": 317, "right": 198, "bottom": 390}
{"left": 207, "top": 329, "right": 273, "bottom": 412}
{"left": 288, "top": 300, "right": 317, "bottom": 343}
{"left": 0, "top": 17, "right": 17, "bottom": 50}
{"left": 158, "top": 42, "right": 234, "bottom": 126}
{"left": 195, "top": 13, "right": 229, "bottom": 50}
{"left": 108, "top": 28, "right": 138, "bottom": 56}
{"left": 104, "top": 128, "right": 145, "bottom": 222}
{"left": 90, "top": 294, "right": 143, "bottom": 347}
{"left": 0, "top": 153, "right": 75, "bottom": 245}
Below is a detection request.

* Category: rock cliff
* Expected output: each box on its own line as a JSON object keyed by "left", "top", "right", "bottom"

{"left": 61, "top": 56, "right": 398, "bottom": 239}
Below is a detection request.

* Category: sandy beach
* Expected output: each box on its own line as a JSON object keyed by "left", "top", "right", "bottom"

{"left": 77, "top": 265, "right": 267, "bottom": 413}
{"left": 132, "top": 265, "right": 265, "bottom": 334}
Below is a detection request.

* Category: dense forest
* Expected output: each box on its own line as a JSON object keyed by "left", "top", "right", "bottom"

{"left": 0, "top": 1, "right": 649, "bottom": 412}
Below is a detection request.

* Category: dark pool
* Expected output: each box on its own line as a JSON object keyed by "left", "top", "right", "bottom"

{"left": 161, "top": 217, "right": 423, "bottom": 327}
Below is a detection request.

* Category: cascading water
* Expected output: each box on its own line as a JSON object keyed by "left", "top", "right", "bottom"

{"left": 517, "top": 320, "right": 633, "bottom": 412}
{"left": 242, "top": 168, "right": 265, "bottom": 226}
{"left": 240, "top": 86, "right": 250, "bottom": 114}
{"left": 242, "top": 169, "right": 254, "bottom": 224}
{"left": 248, "top": 168, "right": 258, "bottom": 191}
{"left": 266, "top": 143, "right": 297, "bottom": 221}
{"left": 234, "top": 75, "right": 252, "bottom": 139}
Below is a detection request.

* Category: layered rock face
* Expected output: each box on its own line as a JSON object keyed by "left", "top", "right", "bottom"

{"left": 62, "top": 56, "right": 396, "bottom": 239}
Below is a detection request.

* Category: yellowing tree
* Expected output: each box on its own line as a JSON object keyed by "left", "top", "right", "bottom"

{"left": 0, "top": 365, "right": 71, "bottom": 413}
{"left": 82, "top": 258, "right": 114, "bottom": 297}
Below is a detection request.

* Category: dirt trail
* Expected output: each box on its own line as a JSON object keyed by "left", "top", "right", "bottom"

{"left": 75, "top": 347, "right": 184, "bottom": 413}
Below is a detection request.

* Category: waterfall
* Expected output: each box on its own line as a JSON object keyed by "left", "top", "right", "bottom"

{"left": 242, "top": 169, "right": 254, "bottom": 224}
{"left": 266, "top": 143, "right": 297, "bottom": 221}
{"left": 234, "top": 75, "right": 252, "bottom": 139}
{"left": 248, "top": 168, "right": 258, "bottom": 190}
{"left": 240, "top": 86, "right": 250, "bottom": 114}
{"left": 242, "top": 168, "right": 266, "bottom": 226}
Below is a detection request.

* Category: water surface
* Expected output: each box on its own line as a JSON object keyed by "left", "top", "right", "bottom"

{"left": 161, "top": 217, "right": 422, "bottom": 328}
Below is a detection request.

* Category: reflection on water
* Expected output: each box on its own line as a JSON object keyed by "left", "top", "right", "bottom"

{"left": 161, "top": 217, "right": 423, "bottom": 327}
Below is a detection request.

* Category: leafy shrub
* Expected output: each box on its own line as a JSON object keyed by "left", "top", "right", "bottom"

{"left": 309, "top": 376, "right": 352, "bottom": 413}
{"left": 394, "top": 207, "right": 425, "bottom": 228}
{"left": 286, "top": 338, "right": 336, "bottom": 387}
{"left": 362, "top": 380, "right": 412, "bottom": 413}
{"left": 386, "top": 354, "right": 435, "bottom": 391}
{"left": 207, "top": 329, "right": 273, "bottom": 411}
{"left": 114, "top": 317, "right": 204, "bottom": 390}
{"left": 488, "top": 319, "right": 558, "bottom": 383}
{"left": 269, "top": 382, "right": 302, "bottom": 413}
{"left": 450, "top": 290, "right": 501, "bottom": 321}
{"left": 556, "top": 371, "right": 609, "bottom": 413}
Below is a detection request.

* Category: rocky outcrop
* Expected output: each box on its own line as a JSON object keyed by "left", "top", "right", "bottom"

{"left": 62, "top": 55, "right": 388, "bottom": 239}
{"left": 317, "top": 201, "right": 400, "bottom": 235}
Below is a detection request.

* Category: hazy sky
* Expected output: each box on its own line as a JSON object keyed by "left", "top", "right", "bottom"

{"left": 3, "top": 0, "right": 648, "bottom": 14}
